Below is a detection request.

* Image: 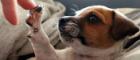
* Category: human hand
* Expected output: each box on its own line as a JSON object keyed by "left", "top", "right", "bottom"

{"left": 1, "top": 0, "right": 37, "bottom": 25}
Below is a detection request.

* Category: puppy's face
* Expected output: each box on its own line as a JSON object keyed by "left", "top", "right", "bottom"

{"left": 58, "top": 6, "right": 139, "bottom": 49}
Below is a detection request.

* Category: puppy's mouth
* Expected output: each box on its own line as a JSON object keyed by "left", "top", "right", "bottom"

{"left": 123, "top": 32, "right": 140, "bottom": 50}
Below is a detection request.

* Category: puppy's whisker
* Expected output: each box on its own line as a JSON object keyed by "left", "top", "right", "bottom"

{"left": 70, "top": 8, "right": 77, "bottom": 15}
{"left": 71, "top": 8, "right": 77, "bottom": 13}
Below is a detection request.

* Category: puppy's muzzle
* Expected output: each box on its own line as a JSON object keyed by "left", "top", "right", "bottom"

{"left": 59, "top": 17, "right": 70, "bottom": 32}
{"left": 59, "top": 16, "right": 80, "bottom": 37}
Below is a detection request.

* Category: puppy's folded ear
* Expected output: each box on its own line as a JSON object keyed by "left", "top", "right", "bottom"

{"left": 110, "top": 11, "right": 139, "bottom": 40}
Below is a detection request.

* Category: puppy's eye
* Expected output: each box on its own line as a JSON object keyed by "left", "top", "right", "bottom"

{"left": 87, "top": 14, "right": 101, "bottom": 24}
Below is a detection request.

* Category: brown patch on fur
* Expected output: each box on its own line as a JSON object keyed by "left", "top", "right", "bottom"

{"left": 82, "top": 23, "right": 115, "bottom": 48}
{"left": 110, "top": 11, "right": 139, "bottom": 40}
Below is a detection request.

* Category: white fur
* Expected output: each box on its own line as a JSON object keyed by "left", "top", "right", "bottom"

{"left": 55, "top": 39, "right": 124, "bottom": 60}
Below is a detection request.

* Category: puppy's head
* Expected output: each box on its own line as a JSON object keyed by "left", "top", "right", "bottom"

{"left": 58, "top": 6, "right": 139, "bottom": 49}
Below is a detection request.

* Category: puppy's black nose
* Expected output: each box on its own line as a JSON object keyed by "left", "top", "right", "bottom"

{"left": 59, "top": 16, "right": 71, "bottom": 32}
{"left": 59, "top": 16, "right": 71, "bottom": 24}
{"left": 35, "top": 6, "right": 42, "bottom": 12}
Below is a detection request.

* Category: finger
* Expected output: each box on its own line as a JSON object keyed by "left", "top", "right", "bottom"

{"left": 17, "top": 0, "right": 37, "bottom": 10}
{"left": 1, "top": 0, "right": 19, "bottom": 25}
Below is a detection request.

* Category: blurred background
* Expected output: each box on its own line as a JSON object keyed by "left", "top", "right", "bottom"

{"left": 57, "top": 0, "right": 140, "bottom": 15}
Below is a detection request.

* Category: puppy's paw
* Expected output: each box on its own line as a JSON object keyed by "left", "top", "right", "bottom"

{"left": 26, "top": 6, "right": 42, "bottom": 28}
{"left": 26, "top": 6, "right": 43, "bottom": 34}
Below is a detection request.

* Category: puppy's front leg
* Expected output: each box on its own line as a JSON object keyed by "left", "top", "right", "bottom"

{"left": 26, "top": 7, "right": 58, "bottom": 60}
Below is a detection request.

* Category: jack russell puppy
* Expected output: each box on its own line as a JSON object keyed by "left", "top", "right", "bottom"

{"left": 26, "top": 5, "right": 139, "bottom": 60}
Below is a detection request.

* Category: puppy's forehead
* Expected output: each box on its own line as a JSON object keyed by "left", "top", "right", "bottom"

{"left": 75, "top": 5, "right": 113, "bottom": 25}
{"left": 76, "top": 5, "right": 113, "bottom": 16}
